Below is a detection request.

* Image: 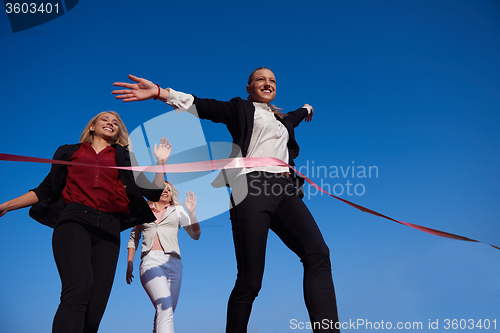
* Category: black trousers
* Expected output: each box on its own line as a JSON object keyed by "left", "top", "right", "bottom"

{"left": 226, "top": 172, "right": 340, "bottom": 333}
{"left": 51, "top": 203, "right": 122, "bottom": 333}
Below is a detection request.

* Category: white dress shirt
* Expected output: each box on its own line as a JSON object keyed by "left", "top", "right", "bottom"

{"left": 127, "top": 204, "right": 199, "bottom": 259}
{"left": 165, "top": 88, "right": 311, "bottom": 175}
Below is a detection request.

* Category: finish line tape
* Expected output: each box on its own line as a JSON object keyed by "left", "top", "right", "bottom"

{"left": 1, "top": 152, "right": 497, "bottom": 250}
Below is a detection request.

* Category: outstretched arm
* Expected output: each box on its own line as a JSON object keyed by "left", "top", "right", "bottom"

{"left": 113, "top": 74, "right": 170, "bottom": 102}
{"left": 0, "top": 191, "right": 39, "bottom": 218}
{"left": 113, "top": 74, "right": 239, "bottom": 124}
{"left": 286, "top": 104, "right": 314, "bottom": 128}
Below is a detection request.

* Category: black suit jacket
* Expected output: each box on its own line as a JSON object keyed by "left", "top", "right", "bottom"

{"left": 190, "top": 96, "right": 308, "bottom": 189}
{"left": 29, "top": 143, "right": 164, "bottom": 231}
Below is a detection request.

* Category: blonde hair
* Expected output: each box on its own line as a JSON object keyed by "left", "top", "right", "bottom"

{"left": 80, "top": 111, "right": 129, "bottom": 146}
{"left": 247, "top": 67, "right": 284, "bottom": 119}
{"left": 148, "top": 181, "right": 181, "bottom": 207}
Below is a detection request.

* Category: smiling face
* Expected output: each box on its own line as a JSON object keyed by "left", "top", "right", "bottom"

{"left": 159, "top": 183, "right": 173, "bottom": 205}
{"left": 246, "top": 68, "right": 276, "bottom": 104}
{"left": 90, "top": 112, "right": 120, "bottom": 143}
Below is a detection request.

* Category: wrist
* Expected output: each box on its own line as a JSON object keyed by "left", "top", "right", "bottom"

{"left": 3, "top": 200, "right": 16, "bottom": 212}
{"left": 157, "top": 87, "right": 170, "bottom": 103}
{"left": 152, "top": 84, "right": 161, "bottom": 100}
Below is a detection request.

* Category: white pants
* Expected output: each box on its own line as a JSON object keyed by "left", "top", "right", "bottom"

{"left": 140, "top": 251, "right": 183, "bottom": 333}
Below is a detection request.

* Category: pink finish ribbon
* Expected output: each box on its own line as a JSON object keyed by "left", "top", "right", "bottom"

{"left": 1, "top": 152, "right": 498, "bottom": 250}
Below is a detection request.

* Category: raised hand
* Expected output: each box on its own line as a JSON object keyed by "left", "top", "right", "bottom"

{"left": 113, "top": 74, "right": 158, "bottom": 102}
{"left": 184, "top": 190, "right": 197, "bottom": 214}
{"left": 154, "top": 137, "right": 172, "bottom": 165}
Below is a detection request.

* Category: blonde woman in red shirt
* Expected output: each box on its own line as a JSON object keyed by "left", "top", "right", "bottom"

{"left": 0, "top": 111, "right": 170, "bottom": 333}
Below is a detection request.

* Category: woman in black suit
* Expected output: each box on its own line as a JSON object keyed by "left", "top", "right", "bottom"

{"left": 113, "top": 68, "right": 340, "bottom": 333}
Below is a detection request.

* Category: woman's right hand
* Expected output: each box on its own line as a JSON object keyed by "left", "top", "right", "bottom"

{"left": 126, "top": 261, "right": 134, "bottom": 284}
{"left": 0, "top": 191, "right": 39, "bottom": 218}
{"left": 154, "top": 137, "right": 172, "bottom": 165}
{"left": 0, "top": 202, "right": 9, "bottom": 217}
{"left": 184, "top": 190, "right": 197, "bottom": 215}
{"left": 113, "top": 74, "right": 160, "bottom": 102}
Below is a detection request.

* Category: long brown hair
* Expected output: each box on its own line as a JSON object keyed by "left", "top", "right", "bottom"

{"left": 247, "top": 67, "right": 285, "bottom": 119}
{"left": 80, "top": 111, "right": 129, "bottom": 146}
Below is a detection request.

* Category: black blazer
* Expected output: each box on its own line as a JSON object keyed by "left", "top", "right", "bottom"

{"left": 29, "top": 143, "right": 164, "bottom": 231}
{"left": 190, "top": 96, "right": 308, "bottom": 188}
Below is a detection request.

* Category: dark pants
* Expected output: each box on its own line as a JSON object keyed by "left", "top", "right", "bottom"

{"left": 51, "top": 203, "right": 122, "bottom": 333}
{"left": 226, "top": 172, "right": 340, "bottom": 333}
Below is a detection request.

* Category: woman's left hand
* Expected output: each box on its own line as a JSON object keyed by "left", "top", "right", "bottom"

{"left": 154, "top": 137, "right": 172, "bottom": 165}
{"left": 185, "top": 190, "right": 197, "bottom": 214}
{"left": 303, "top": 103, "right": 314, "bottom": 122}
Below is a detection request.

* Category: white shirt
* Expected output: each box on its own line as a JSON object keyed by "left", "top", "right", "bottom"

{"left": 127, "top": 204, "right": 199, "bottom": 259}
{"left": 239, "top": 102, "right": 289, "bottom": 175}
{"left": 165, "top": 89, "right": 311, "bottom": 175}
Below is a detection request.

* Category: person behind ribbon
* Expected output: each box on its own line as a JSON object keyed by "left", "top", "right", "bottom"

{"left": 113, "top": 68, "right": 340, "bottom": 333}
{"left": 126, "top": 182, "right": 201, "bottom": 333}
{"left": 0, "top": 111, "right": 171, "bottom": 333}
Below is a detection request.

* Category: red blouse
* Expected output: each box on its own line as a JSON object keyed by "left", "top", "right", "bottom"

{"left": 62, "top": 142, "right": 130, "bottom": 213}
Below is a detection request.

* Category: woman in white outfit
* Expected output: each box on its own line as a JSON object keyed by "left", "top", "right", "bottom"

{"left": 126, "top": 181, "right": 201, "bottom": 333}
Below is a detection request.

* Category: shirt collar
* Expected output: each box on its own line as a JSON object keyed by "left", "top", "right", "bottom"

{"left": 150, "top": 202, "right": 171, "bottom": 213}
{"left": 252, "top": 102, "right": 272, "bottom": 112}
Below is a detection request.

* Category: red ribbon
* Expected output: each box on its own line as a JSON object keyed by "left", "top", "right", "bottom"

{"left": 1, "top": 152, "right": 498, "bottom": 250}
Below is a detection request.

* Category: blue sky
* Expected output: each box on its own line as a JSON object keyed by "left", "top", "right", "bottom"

{"left": 1, "top": 0, "right": 499, "bottom": 332}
